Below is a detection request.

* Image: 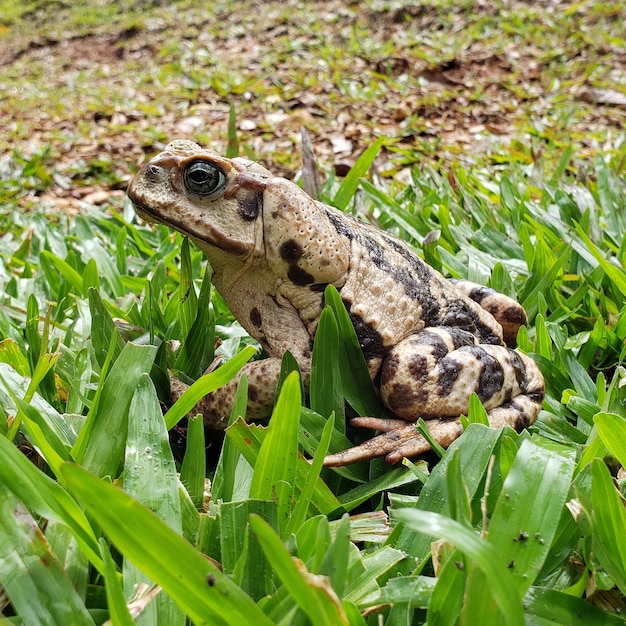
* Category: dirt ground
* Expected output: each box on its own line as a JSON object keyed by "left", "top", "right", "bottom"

{"left": 1, "top": 0, "right": 625, "bottom": 210}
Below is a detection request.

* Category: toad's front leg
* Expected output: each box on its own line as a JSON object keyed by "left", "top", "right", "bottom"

{"left": 324, "top": 326, "right": 544, "bottom": 466}
{"left": 170, "top": 358, "right": 284, "bottom": 431}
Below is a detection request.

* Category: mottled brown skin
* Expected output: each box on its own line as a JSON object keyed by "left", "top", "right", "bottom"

{"left": 127, "top": 140, "right": 545, "bottom": 465}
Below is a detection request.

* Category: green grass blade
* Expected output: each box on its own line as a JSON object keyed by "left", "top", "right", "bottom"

{"left": 227, "top": 417, "right": 343, "bottom": 515}
{"left": 324, "top": 285, "right": 384, "bottom": 417}
{"left": 179, "top": 414, "right": 206, "bottom": 510}
{"left": 220, "top": 500, "right": 278, "bottom": 600}
{"left": 590, "top": 459, "right": 626, "bottom": 595}
{"left": 389, "top": 425, "right": 506, "bottom": 569}
{"left": 310, "top": 306, "right": 344, "bottom": 428}
{"left": 524, "top": 586, "right": 626, "bottom": 625}
{"left": 393, "top": 509, "right": 524, "bottom": 626}
{"left": 595, "top": 412, "right": 626, "bottom": 467}
{"left": 0, "top": 433, "right": 103, "bottom": 573}
{"left": 574, "top": 222, "right": 626, "bottom": 297}
{"left": 100, "top": 539, "right": 135, "bottom": 626}
{"left": 123, "top": 374, "right": 185, "bottom": 625}
{"left": 250, "top": 514, "right": 350, "bottom": 625}
{"left": 486, "top": 438, "right": 575, "bottom": 596}
{"left": 333, "top": 137, "right": 385, "bottom": 211}
{"left": 76, "top": 342, "right": 158, "bottom": 478}
{"left": 250, "top": 371, "right": 300, "bottom": 535}
{"left": 427, "top": 551, "right": 466, "bottom": 626}
{"left": 212, "top": 374, "right": 249, "bottom": 502}
{"left": 0, "top": 484, "right": 96, "bottom": 626}
{"left": 87, "top": 287, "right": 124, "bottom": 369}
{"left": 45, "top": 520, "right": 89, "bottom": 600}
{"left": 61, "top": 463, "right": 274, "bottom": 626}
{"left": 164, "top": 345, "right": 256, "bottom": 429}
{"left": 40, "top": 249, "right": 84, "bottom": 293}
{"left": 285, "top": 414, "right": 335, "bottom": 537}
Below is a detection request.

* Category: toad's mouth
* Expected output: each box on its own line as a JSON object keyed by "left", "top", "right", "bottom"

{"left": 128, "top": 185, "right": 250, "bottom": 258}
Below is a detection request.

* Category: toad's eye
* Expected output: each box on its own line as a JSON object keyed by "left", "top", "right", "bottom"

{"left": 183, "top": 161, "right": 226, "bottom": 198}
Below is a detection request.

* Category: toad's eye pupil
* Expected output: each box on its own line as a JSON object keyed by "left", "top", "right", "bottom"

{"left": 183, "top": 162, "right": 226, "bottom": 197}
{"left": 190, "top": 169, "right": 209, "bottom": 183}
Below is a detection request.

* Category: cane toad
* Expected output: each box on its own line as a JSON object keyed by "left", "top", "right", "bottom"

{"left": 127, "top": 140, "right": 544, "bottom": 466}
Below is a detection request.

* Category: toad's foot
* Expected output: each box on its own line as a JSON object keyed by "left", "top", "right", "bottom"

{"left": 323, "top": 395, "right": 540, "bottom": 466}
{"left": 323, "top": 417, "right": 462, "bottom": 466}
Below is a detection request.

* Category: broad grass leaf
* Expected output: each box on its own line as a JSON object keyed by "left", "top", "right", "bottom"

{"left": 285, "top": 415, "right": 335, "bottom": 537}
{"left": 250, "top": 514, "right": 350, "bottom": 625}
{"left": 227, "top": 417, "right": 343, "bottom": 515}
{"left": 337, "top": 466, "right": 420, "bottom": 512}
{"left": 174, "top": 265, "right": 214, "bottom": 378}
{"left": 333, "top": 136, "right": 385, "bottom": 211}
{"left": 75, "top": 342, "right": 158, "bottom": 478}
{"left": 393, "top": 509, "right": 524, "bottom": 626}
{"left": 574, "top": 222, "right": 626, "bottom": 297}
{"left": 178, "top": 238, "right": 198, "bottom": 339}
{"left": 445, "top": 448, "right": 471, "bottom": 527}
{"left": 164, "top": 345, "right": 256, "bottom": 429}
{"left": 100, "top": 539, "right": 135, "bottom": 626}
{"left": 212, "top": 374, "right": 249, "bottom": 502}
{"left": 0, "top": 484, "right": 96, "bottom": 626}
{"left": 486, "top": 438, "right": 575, "bottom": 596}
{"left": 40, "top": 250, "right": 84, "bottom": 293}
{"left": 298, "top": 407, "right": 367, "bottom": 484}
{"left": 123, "top": 374, "right": 184, "bottom": 626}
{"left": 179, "top": 414, "right": 206, "bottom": 509}
{"left": 323, "top": 513, "right": 351, "bottom": 597}
{"left": 595, "top": 412, "right": 626, "bottom": 467}
{"left": 45, "top": 520, "right": 89, "bottom": 599}
{"left": 343, "top": 545, "right": 405, "bottom": 604}
{"left": 427, "top": 550, "right": 466, "bottom": 626}
{"left": 310, "top": 306, "right": 344, "bottom": 428}
{"left": 389, "top": 425, "right": 506, "bottom": 570}
{"left": 0, "top": 338, "right": 29, "bottom": 376}
{"left": 524, "top": 586, "right": 626, "bottom": 625}
{"left": 323, "top": 285, "right": 384, "bottom": 417}
{"left": 250, "top": 371, "right": 300, "bottom": 534}
{"left": 88, "top": 287, "right": 124, "bottom": 369}
{"left": 0, "top": 433, "right": 102, "bottom": 573}
{"left": 61, "top": 463, "right": 274, "bottom": 626}
{"left": 220, "top": 499, "right": 277, "bottom": 600}
{"left": 8, "top": 394, "right": 70, "bottom": 475}
{"left": 359, "top": 575, "right": 435, "bottom": 610}
{"left": 590, "top": 459, "right": 626, "bottom": 595}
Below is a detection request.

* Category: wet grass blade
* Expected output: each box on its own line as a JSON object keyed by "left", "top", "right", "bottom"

{"left": 250, "top": 371, "right": 300, "bottom": 535}
{"left": 123, "top": 374, "right": 185, "bottom": 625}
{"left": 393, "top": 509, "right": 524, "bottom": 626}
{"left": 0, "top": 484, "right": 96, "bottom": 626}
{"left": 61, "top": 463, "right": 274, "bottom": 626}
{"left": 250, "top": 514, "right": 349, "bottom": 625}
{"left": 590, "top": 459, "right": 626, "bottom": 595}
{"left": 164, "top": 345, "right": 256, "bottom": 429}
{"left": 486, "top": 438, "right": 576, "bottom": 596}
{"left": 75, "top": 342, "right": 158, "bottom": 478}
{"left": 0, "top": 433, "right": 102, "bottom": 573}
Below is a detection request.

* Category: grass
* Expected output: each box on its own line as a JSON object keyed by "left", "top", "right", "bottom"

{"left": 1, "top": 0, "right": 626, "bottom": 623}
{"left": 1, "top": 137, "right": 626, "bottom": 623}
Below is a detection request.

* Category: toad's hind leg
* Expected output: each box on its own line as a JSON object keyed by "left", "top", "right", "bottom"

{"left": 451, "top": 279, "right": 528, "bottom": 346}
{"left": 323, "top": 327, "right": 544, "bottom": 466}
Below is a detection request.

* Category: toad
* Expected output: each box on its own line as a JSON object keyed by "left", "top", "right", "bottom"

{"left": 127, "top": 140, "right": 544, "bottom": 465}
